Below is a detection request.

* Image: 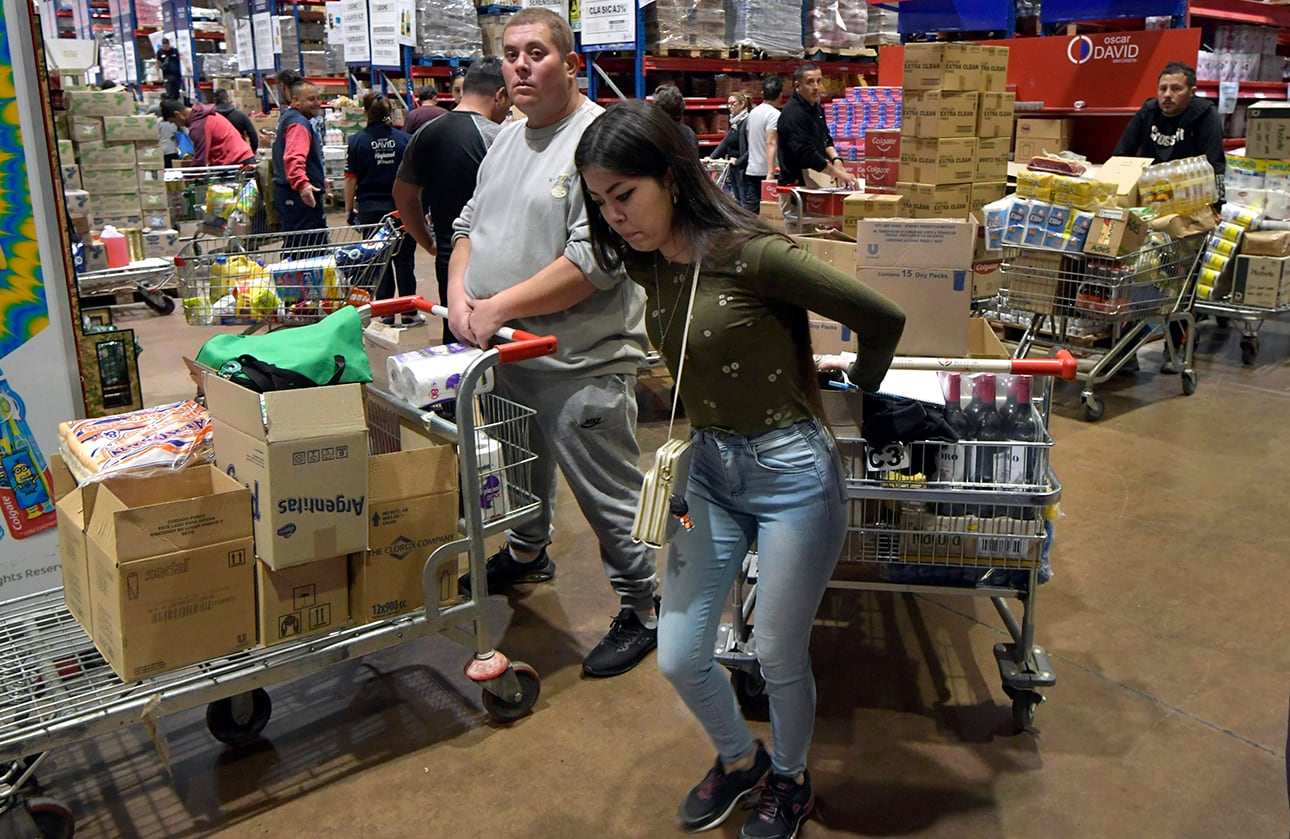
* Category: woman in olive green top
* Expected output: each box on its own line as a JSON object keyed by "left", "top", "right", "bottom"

{"left": 577, "top": 100, "right": 904, "bottom": 839}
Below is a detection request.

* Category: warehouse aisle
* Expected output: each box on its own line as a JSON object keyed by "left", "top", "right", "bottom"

{"left": 30, "top": 275, "right": 1290, "bottom": 838}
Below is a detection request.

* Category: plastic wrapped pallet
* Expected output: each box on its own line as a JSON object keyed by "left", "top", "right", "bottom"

{"left": 416, "top": 0, "right": 483, "bottom": 59}
{"left": 805, "top": 0, "right": 867, "bottom": 52}
{"left": 202, "top": 54, "right": 242, "bottom": 78}
{"left": 865, "top": 4, "right": 899, "bottom": 46}
{"left": 647, "top": 0, "right": 726, "bottom": 53}
{"left": 725, "top": 0, "right": 803, "bottom": 58}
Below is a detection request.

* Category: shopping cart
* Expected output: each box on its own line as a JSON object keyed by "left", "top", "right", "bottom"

{"left": 997, "top": 232, "right": 1204, "bottom": 421}
{"left": 75, "top": 258, "right": 177, "bottom": 316}
{"left": 0, "top": 297, "right": 555, "bottom": 835}
{"left": 1192, "top": 294, "right": 1290, "bottom": 365}
{"left": 174, "top": 215, "right": 405, "bottom": 328}
{"left": 702, "top": 158, "right": 733, "bottom": 195}
{"left": 715, "top": 351, "right": 1077, "bottom": 732}
{"left": 164, "top": 164, "right": 261, "bottom": 232}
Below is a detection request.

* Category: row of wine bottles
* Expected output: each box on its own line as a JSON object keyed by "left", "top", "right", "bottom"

{"left": 938, "top": 372, "right": 1043, "bottom": 488}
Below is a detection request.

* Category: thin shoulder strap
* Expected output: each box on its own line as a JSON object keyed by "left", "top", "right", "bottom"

{"left": 667, "top": 261, "right": 701, "bottom": 440}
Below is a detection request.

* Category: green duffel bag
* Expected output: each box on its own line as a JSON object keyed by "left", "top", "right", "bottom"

{"left": 196, "top": 305, "right": 373, "bottom": 392}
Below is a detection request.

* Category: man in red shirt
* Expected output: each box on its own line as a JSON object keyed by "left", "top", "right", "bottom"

{"left": 160, "top": 99, "right": 255, "bottom": 166}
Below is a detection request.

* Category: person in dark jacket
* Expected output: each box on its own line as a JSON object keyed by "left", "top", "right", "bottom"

{"left": 156, "top": 37, "right": 182, "bottom": 100}
{"left": 1113, "top": 61, "right": 1225, "bottom": 191}
{"left": 775, "top": 63, "right": 857, "bottom": 189}
{"left": 271, "top": 69, "right": 329, "bottom": 253}
{"left": 709, "top": 92, "right": 751, "bottom": 207}
{"left": 212, "top": 88, "right": 258, "bottom": 153}
{"left": 344, "top": 93, "right": 414, "bottom": 318}
{"left": 1113, "top": 61, "right": 1225, "bottom": 375}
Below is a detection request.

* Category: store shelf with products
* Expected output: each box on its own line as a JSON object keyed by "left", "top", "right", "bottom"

{"left": 1188, "top": 0, "right": 1290, "bottom": 28}
{"left": 1196, "top": 80, "right": 1287, "bottom": 101}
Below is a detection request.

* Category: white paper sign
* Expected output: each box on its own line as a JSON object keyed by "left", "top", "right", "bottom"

{"left": 580, "top": 0, "right": 635, "bottom": 50}
{"left": 272, "top": 15, "right": 286, "bottom": 55}
{"left": 253, "top": 13, "right": 276, "bottom": 70}
{"left": 396, "top": 0, "right": 415, "bottom": 47}
{"left": 236, "top": 19, "right": 255, "bottom": 72}
{"left": 1218, "top": 81, "right": 1238, "bottom": 115}
{"left": 342, "top": 0, "right": 371, "bottom": 64}
{"left": 369, "top": 0, "right": 401, "bottom": 68}
{"left": 522, "top": 0, "right": 569, "bottom": 19}
{"left": 326, "top": 1, "right": 345, "bottom": 59}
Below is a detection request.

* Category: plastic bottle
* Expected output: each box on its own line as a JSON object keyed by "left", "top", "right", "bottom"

{"left": 100, "top": 225, "right": 129, "bottom": 269}
{"left": 0, "top": 369, "right": 56, "bottom": 539}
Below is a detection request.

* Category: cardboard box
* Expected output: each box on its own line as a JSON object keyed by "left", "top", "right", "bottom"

{"left": 256, "top": 555, "right": 350, "bottom": 645}
{"left": 902, "top": 43, "right": 982, "bottom": 91}
{"left": 759, "top": 199, "right": 785, "bottom": 230}
{"left": 979, "top": 45, "right": 1010, "bottom": 91}
{"left": 842, "top": 193, "right": 904, "bottom": 237}
{"left": 135, "top": 144, "right": 164, "bottom": 169}
{"left": 1096, "top": 156, "right": 1154, "bottom": 207}
{"left": 91, "top": 194, "right": 141, "bottom": 216}
{"left": 64, "top": 189, "right": 92, "bottom": 215}
{"left": 976, "top": 92, "right": 1016, "bottom": 139}
{"left": 864, "top": 129, "right": 901, "bottom": 160}
{"left": 970, "top": 182, "right": 1008, "bottom": 223}
{"left": 80, "top": 169, "right": 140, "bottom": 193}
{"left": 796, "top": 230, "right": 858, "bottom": 275}
{"left": 1083, "top": 208, "right": 1148, "bottom": 257}
{"left": 1014, "top": 118, "right": 1072, "bottom": 160}
{"left": 83, "top": 466, "right": 256, "bottom": 680}
{"left": 70, "top": 117, "right": 103, "bottom": 144}
{"left": 205, "top": 376, "right": 370, "bottom": 570}
{"left": 856, "top": 266, "right": 972, "bottom": 356}
{"left": 809, "top": 317, "right": 851, "bottom": 356}
{"left": 900, "top": 90, "right": 978, "bottom": 139}
{"left": 974, "top": 136, "right": 1010, "bottom": 181}
{"left": 63, "top": 88, "right": 138, "bottom": 117}
{"left": 895, "top": 182, "right": 973, "bottom": 220}
{"left": 900, "top": 137, "right": 976, "bottom": 184}
{"left": 352, "top": 446, "right": 460, "bottom": 623}
{"left": 796, "top": 188, "right": 853, "bottom": 218}
{"left": 55, "top": 489, "right": 92, "bottom": 634}
{"left": 862, "top": 158, "right": 900, "bottom": 191}
{"left": 77, "top": 141, "right": 137, "bottom": 169}
{"left": 1246, "top": 102, "right": 1290, "bottom": 161}
{"left": 101, "top": 115, "right": 160, "bottom": 143}
{"left": 61, "top": 165, "right": 81, "bottom": 189}
{"left": 854, "top": 217, "right": 977, "bottom": 269}
{"left": 1000, "top": 250, "right": 1066, "bottom": 314}
{"left": 362, "top": 321, "right": 443, "bottom": 392}
{"left": 1232, "top": 254, "right": 1288, "bottom": 307}
{"left": 57, "top": 139, "right": 75, "bottom": 161}
{"left": 760, "top": 179, "right": 780, "bottom": 202}
{"left": 820, "top": 390, "right": 863, "bottom": 436}
{"left": 141, "top": 228, "right": 180, "bottom": 259}
{"left": 971, "top": 233, "right": 1004, "bottom": 298}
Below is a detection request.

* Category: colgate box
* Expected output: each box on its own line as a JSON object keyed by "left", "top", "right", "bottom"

{"left": 205, "top": 374, "right": 369, "bottom": 570}
{"left": 865, "top": 129, "right": 901, "bottom": 161}
{"left": 863, "top": 158, "right": 900, "bottom": 190}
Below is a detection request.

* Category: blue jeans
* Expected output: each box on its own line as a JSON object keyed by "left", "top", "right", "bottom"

{"left": 657, "top": 418, "right": 847, "bottom": 777}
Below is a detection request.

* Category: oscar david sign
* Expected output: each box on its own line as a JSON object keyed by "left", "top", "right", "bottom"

{"left": 1066, "top": 34, "right": 1140, "bottom": 66}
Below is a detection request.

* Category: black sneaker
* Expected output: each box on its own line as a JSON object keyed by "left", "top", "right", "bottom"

{"left": 678, "top": 742, "right": 771, "bottom": 832}
{"left": 581, "top": 596, "right": 659, "bottom": 677}
{"left": 740, "top": 771, "right": 814, "bottom": 839}
{"left": 458, "top": 544, "right": 555, "bottom": 596}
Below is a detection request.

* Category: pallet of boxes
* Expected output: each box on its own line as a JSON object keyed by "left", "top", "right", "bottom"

{"left": 54, "top": 365, "right": 462, "bottom": 682}
{"left": 59, "top": 88, "right": 179, "bottom": 270}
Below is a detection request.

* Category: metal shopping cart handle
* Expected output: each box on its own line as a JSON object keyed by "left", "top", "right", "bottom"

{"left": 887, "top": 349, "right": 1078, "bottom": 381}
{"left": 365, "top": 295, "right": 558, "bottom": 364}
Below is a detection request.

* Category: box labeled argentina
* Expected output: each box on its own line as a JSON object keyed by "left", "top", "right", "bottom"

{"left": 205, "top": 375, "right": 369, "bottom": 570}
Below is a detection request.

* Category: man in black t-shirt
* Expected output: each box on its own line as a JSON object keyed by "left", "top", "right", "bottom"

{"left": 392, "top": 57, "right": 510, "bottom": 341}
{"left": 156, "top": 38, "right": 182, "bottom": 100}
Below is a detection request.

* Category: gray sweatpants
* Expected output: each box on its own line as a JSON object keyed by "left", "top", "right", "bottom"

{"left": 494, "top": 367, "right": 658, "bottom": 613}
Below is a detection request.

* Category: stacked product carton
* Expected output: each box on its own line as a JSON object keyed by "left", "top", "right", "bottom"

{"left": 825, "top": 86, "right": 901, "bottom": 167}
{"left": 647, "top": 0, "right": 726, "bottom": 52}
{"left": 897, "top": 43, "right": 1012, "bottom": 221}
{"left": 805, "top": 0, "right": 867, "bottom": 53}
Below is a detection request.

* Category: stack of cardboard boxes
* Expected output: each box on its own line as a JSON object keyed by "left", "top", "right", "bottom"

{"left": 59, "top": 89, "right": 176, "bottom": 269}
{"left": 897, "top": 43, "right": 1013, "bottom": 221}
{"left": 1014, "top": 116, "right": 1072, "bottom": 163}
{"left": 57, "top": 372, "right": 466, "bottom": 682}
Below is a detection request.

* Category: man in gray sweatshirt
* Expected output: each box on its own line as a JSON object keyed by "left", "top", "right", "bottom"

{"left": 449, "top": 8, "right": 657, "bottom": 678}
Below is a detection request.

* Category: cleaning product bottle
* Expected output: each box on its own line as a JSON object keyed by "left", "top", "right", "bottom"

{"left": 0, "top": 369, "right": 57, "bottom": 539}
{"left": 100, "top": 225, "right": 129, "bottom": 268}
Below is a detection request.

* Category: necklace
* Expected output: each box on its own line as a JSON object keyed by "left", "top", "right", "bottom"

{"left": 652, "top": 254, "right": 687, "bottom": 345}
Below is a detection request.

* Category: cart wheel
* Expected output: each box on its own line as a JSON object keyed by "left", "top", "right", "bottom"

{"left": 730, "top": 668, "right": 769, "bottom": 715}
{"left": 25, "top": 796, "right": 75, "bottom": 839}
{"left": 1239, "top": 336, "right": 1259, "bottom": 366}
{"left": 1081, "top": 394, "right": 1105, "bottom": 422}
{"left": 140, "top": 291, "right": 176, "bottom": 316}
{"left": 1215, "top": 316, "right": 1231, "bottom": 329}
{"left": 481, "top": 662, "right": 540, "bottom": 723}
{"left": 1009, "top": 689, "right": 1044, "bottom": 732}
{"left": 1181, "top": 370, "right": 1198, "bottom": 396}
{"left": 205, "top": 688, "right": 272, "bottom": 747}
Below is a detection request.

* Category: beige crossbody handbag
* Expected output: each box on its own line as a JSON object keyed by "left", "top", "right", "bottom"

{"left": 631, "top": 262, "right": 700, "bottom": 549}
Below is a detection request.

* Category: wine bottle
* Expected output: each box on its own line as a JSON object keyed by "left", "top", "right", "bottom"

{"left": 963, "top": 374, "right": 1004, "bottom": 488}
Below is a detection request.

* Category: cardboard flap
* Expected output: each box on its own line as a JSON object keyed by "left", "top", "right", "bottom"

{"left": 1096, "top": 156, "right": 1154, "bottom": 207}
{"left": 204, "top": 373, "right": 366, "bottom": 442}
{"left": 369, "top": 446, "right": 457, "bottom": 501}
{"left": 87, "top": 466, "right": 251, "bottom": 563}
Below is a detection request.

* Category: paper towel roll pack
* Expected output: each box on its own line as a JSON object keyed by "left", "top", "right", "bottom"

{"left": 387, "top": 343, "right": 492, "bottom": 407}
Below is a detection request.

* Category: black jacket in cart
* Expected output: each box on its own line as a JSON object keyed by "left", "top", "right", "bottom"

{"left": 1112, "top": 96, "right": 1226, "bottom": 186}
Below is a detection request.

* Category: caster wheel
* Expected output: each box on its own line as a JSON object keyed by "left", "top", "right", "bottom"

{"left": 141, "top": 292, "right": 176, "bottom": 316}
{"left": 25, "top": 796, "right": 75, "bottom": 839}
{"left": 730, "top": 668, "right": 768, "bottom": 715}
{"left": 1239, "top": 336, "right": 1259, "bottom": 366}
{"left": 1005, "top": 687, "right": 1044, "bottom": 732}
{"left": 1082, "top": 394, "right": 1105, "bottom": 422}
{"left": 482, "top": 662, "right": 540, "bottom": 723}
{"left": 1181, "top": 370, "right": 1198, "bottom": 396}
{"left": 206, "top": 688, "right": 272, "bottom": 747}
{"left": 1216, "top": 316, "right": 1231, "bottom": 329}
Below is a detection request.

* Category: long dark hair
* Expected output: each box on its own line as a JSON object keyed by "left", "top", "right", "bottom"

{"left": 575, "top": 99, "right": 786, "bottom": 273}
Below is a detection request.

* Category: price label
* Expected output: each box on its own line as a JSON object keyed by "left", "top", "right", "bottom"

{"left": 865, "top": 442, "right": 911, "bottom": 473}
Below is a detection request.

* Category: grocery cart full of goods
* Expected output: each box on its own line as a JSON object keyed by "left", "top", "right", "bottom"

{"left": 0, "top": 298, "right": 555, "bottom": 836}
